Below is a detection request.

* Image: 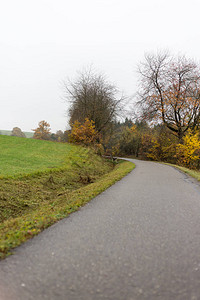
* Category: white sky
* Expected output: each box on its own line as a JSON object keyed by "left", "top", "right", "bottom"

{"left": 1, "top": 0, "right": 200, "bottom": 132}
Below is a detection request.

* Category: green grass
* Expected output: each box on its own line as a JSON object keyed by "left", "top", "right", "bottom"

{"left": 0, "top": 135, "right": 87, "bottom": 177}
{"left": 0, "top": 136, "right": 135, "bottom": 258}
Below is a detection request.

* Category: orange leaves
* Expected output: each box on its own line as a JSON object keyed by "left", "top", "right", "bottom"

{"left": 69, "top": 118, "right": 100, "bottom": 146}
{"left": 32, "top": 120, "right": 51, "bottom": 140}
{"left": 138, "top": 53, "right": 200, "bottom": 139}
{"left": 130, "top": 124, "right": 137, "bottom": 132}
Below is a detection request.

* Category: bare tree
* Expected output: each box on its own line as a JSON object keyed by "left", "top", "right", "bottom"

{"left": 137, "top": 52, "right": 200, "bottom": 140}
{"left": 64, "top": 68, "right": 124, "bottom": 137}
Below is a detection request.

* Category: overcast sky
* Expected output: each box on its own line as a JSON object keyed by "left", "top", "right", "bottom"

{"left": 1, "top": 0, "right": 200, "bottom": 133}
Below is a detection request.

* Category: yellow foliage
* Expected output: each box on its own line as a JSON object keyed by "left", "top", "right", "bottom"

{"left": 141, "top": 132, "right": 177, "bottom": 162}
{"left": 146, "top": 137, "right": 161, "bottom": 161}
{"left": 93, "top": 143, "right": 104, "bottom": 156}
{"left": 69, "top": 118, "right": 100, "bottom": 146}
{"left": 176, "top": 130, "right": 200, "bottom": 168}
{"left": 112, "top": 145, "right": 120, "bottom": 156}
{"left": 130, "top": 124, "right": 136, "bottom": 132}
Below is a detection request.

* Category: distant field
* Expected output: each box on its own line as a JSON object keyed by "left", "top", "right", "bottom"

{"left": 0, "top": 130, "right": 34, "bottom": 138}
{"left": 0, "top": 135, "right": 95, "bottom": 176}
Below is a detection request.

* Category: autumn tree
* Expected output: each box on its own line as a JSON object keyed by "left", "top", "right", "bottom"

{"left": 176, "top": 130, "right": 200, "bottom": 169}
{"left": 69, "top": 118, "right": 100, "bottom": 145}
{"left": 32, "top": 120, "right": 51, "bottom": 140}
{"left": 64, "top": 68, "right": 124, "bottom": 138}
{"left": 137, "top": 52, "right": 200, "bottom": 140}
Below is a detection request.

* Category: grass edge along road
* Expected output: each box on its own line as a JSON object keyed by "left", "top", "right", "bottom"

{"left": 0, "top": 160, "right": 134, "bottom": 259}
{"left": 163, "top": 163, "right": 200, "bottom": 181}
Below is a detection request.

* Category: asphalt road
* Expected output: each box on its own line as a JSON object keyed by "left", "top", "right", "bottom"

{"left": 1, "top": 159, "right": 200, "bottom": 300}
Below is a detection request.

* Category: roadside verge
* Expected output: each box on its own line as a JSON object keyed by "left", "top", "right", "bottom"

{"left": 0, "top": 160, "right": 135, "bottom": 259}
{"left": 164, "top": 163, "right": 200, "bottom": 182}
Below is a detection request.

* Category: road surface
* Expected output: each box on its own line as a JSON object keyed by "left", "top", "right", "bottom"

{"left": 1, "top": 159, "right": 200, "bottom": 300}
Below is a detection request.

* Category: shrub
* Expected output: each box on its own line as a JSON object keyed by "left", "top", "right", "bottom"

{"left": 69, "top": 118, "right": 100, "bottom": 146}
{"left": 176, "top": 130, "right": 200, "bottom": 169}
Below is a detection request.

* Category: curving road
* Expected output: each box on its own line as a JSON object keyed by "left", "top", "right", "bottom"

{"left": 1, "top": 159, "right": 200, "bottom": 300}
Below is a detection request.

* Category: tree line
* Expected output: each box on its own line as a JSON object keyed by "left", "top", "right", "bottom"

{"left": 6, "top": 51, "right": 200, "bottom": 170}
{"left": 1, "top": 123, "right": 70, "bottom": 142}
{"left": 67, "top": 53, "right": 200, "bottom": 169}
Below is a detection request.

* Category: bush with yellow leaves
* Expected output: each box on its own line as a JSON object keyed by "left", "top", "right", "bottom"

{"left": 69, "top": 118, "right": 101, "bottom": 148}
{"left": 176, "top": 130, "right": 200, "bottom": 169}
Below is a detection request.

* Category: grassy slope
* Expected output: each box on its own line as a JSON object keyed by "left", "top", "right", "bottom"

{"left": 0, "top": 135, "right": 77, "bottom": 176}
{"left": 0, "top": 136, "right": 135, "bottom": 258}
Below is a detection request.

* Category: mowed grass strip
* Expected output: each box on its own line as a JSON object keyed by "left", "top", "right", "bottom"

{"left": 0, "top": 136, "right": 135, "bottom": 258}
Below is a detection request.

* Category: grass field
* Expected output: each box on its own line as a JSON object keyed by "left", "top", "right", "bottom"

{"left": 0, "top": 135, "right": 81, "bottom": 176}
{"left": 0, "top": 136, "right": 135, "bottom": 258}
